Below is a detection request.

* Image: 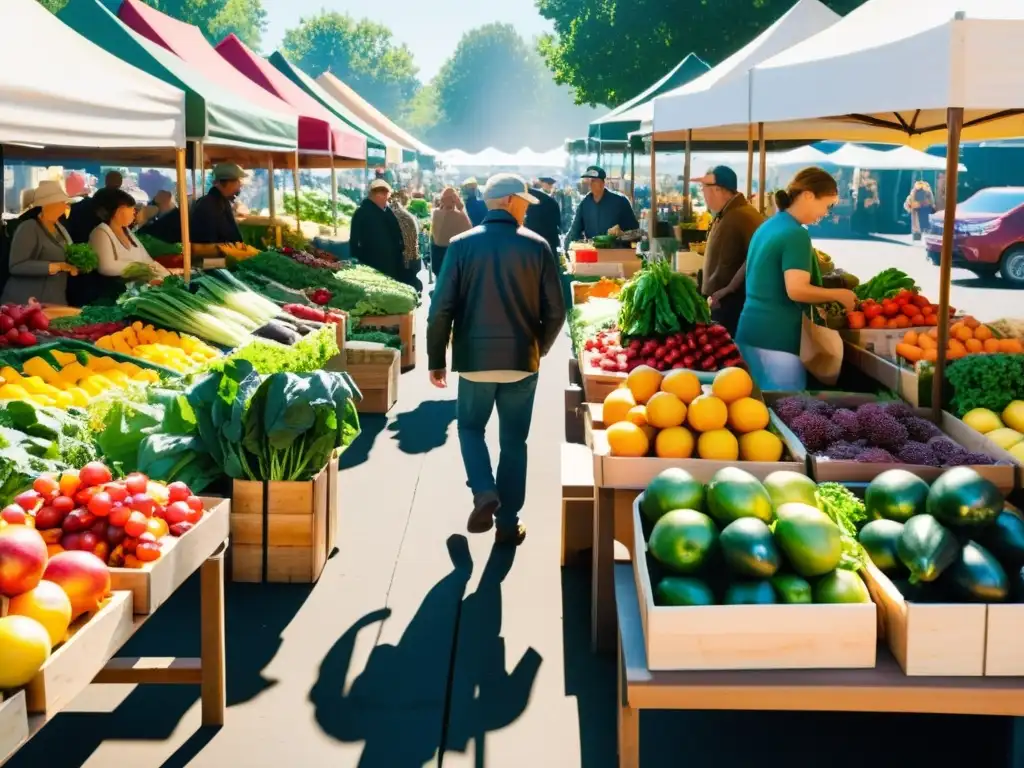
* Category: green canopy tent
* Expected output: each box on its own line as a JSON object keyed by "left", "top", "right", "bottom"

{"left": 268, "top": 52, "right": 393, "bottom": 167}
{"left": 58, "top": 0, "right": 299, "bottom": 166}
{"left": 588, "top": 54, "right": 710, "bottom": 144}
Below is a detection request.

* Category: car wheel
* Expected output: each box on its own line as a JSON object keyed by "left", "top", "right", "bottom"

{"left": 999, "top": 246, "right": 1024, "bottom": 286}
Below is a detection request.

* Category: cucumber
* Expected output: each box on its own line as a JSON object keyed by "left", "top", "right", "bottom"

{"left": 857, "top": 519, "right": 905, "bottom": 575}
{"left": 724, "top": 581, "right": 776, "bottom": 605}
{"left": 897, "top": 514, "right": 959, "bottom": 583}
{"left": 770, "top": 574, "right": 813, "bottom": 604}
{"left": 655, "top": 577, "right": 715, "bottom": 606}
{"left": 943, "top": 541, "right": 1009, "bottom": 603}
{"left": 981, "top": 510, "right": 1024, "bottom": 570}
{"left": 719, "top": 518, "right": 780, "bottom": 579}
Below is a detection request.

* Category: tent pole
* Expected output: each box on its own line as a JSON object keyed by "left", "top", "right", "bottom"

{"left": 194, "top": 141, "right": 204, "bottom": 202}
{"left": 683, "top": 129, "right": 692, "bottom": 221}
{"left": 757, "top": 122, "right": 766, "bottom": 213}
{"left": 931, "top": 107, "right": 964, "bottom": 422}
{"left": 175, "top": 148, "right": 192, "bottom": 283}
{"left": 629, "top": 145, "right": 636, "bottom": 205}
{"left": 292, "top": 153, "right": 301, "bottom": 236}
{"left": 331, "top": 158, "right": 338, "bottom": 236}
{"left": 746, "top": 124, "right": 754, "bottom": 199}
{"left": 268, "top": 156, "right": 281, "bottom": 248}
{"left": 649, "top": 138, "right": 658, "bottom": 237}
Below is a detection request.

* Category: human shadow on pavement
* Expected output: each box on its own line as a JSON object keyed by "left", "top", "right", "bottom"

{"left": 442, "top": 545, "right": 543, "bottom": 762}
{"left": 386, "top": 399, "right": 457, "bottom": 454}
{"left": 309, "top": 534, "right": 473, "bottom": 767}
{"left": 339, "top": 414, "right": 389, "bottom": 470}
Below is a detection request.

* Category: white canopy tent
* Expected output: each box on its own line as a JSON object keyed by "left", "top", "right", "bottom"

{"left": 438, "top": 146, "right": 567, "bottom": 169}
{"left": 0, "top": 0, "right": 185, "bottom": 157}
{"left": 824, "top": 144, "right": 965, "bottom": 171}
{"left": 649, "top": 0, "right": 841, "bottom": 141}
{"left": 768, "top": 145, "right": 830, "bottom": 166}
{"left": 749, "top": 0, "right": 1024, "bottom": 148}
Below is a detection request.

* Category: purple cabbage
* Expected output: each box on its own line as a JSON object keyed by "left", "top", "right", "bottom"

{"left": 897, "top": 441, "right": 940, "bottom": 467}
{"left": 791, "top": 412, "right": 844, "bottom": 453}
{"left": 823, "top": 441, "right": 862, "bottom": 461}
{"left": 858, "top": 411, "right": 909, "bottom": 452}
{"left": 856, "top": 447, "right": 897, "bottom": 463}
{"left": 929, "top": 436, "right": 968, "bottom": 464}
{"left": 905, "top": 417, "right": 944, "bottom": 443}
{"left": 832, "top": 408, "right": 861, "bottom": 440}
{"left": 883, "top": 401, "right": 917, "bottom": 422}
{"left": 803, "top": 399, "right": 836, "bottom": 417}
{"left": 773, "top": 396, "right": 809, "bottom": 426}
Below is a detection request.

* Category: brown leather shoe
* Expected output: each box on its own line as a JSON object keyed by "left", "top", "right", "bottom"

{"left": 467, "top": 494, "right": 499, "bottom": 534}
{"left": 495, "top": 523, "right": 526, "bottom": 547}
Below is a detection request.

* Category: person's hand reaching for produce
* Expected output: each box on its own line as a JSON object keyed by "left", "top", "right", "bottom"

{"left": 429, "top": 368, "right": 447, "bottom": 389}
{"left": 48, "top": 262, "right": 72, "bottom": 276}
{"left": 833, "top": 289, "right": 857, "bottom": 313}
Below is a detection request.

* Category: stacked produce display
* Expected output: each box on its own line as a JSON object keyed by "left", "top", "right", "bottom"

{"left": 638, "top": 467, "right": 871, "bottom": 606}
{"left": 856, "top": 467, "right": 1023, "bottom": 603}
{"left": 895, "top": 317, "right": 1022, "bottom": 364}
{"left": 601, "top": 366, "right": 784, "bottom": 462}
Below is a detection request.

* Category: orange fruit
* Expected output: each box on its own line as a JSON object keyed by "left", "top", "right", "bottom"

{"left": 697, "top": 429, "right": 739, "bottom": 461}
{"left": 984, "top": 338, "right": 1001, "bottom": 354}
{"left": 661, "top": 369, "right": 702, "bottom": 404}
{"left": 603, "top": 388, "right": 637, "bottom": 426}
{"left": 606, "top": 422, "right": 650, "bottom": 457}
{"left": 625, "top": 365, "right": 663, "bottom": 404}
{"left": 687, "top": 395, "right": 729, "bottom": 432}
{"left": 655, "top": 427, "right": 695, "bottom": 459}
{"left": 711, "top": 367, "right": 753, "bottom": 404}
{"left": 626, "top": 405, "right": 648, "bottom": 427}
{"left": 728, "top": 397, "right": 770, "bottom": 433}
{"left": 645, "top": 392, "right": 687, "bottom": 429}
{"left": 7, "top": 580, "right": 72, "bottom": 648}
{"left": 973, "top": 324, "right": 993, "bottom": 341}
{"left": 739, "top": 431, "right": 784, "bottom": 462}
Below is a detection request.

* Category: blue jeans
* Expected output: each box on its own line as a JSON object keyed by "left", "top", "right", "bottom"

{"left": 457, "top": 374, "right": 539, "bottom": 531}
{"left": 738, "top": 344, "right": 807, "bottom": 391}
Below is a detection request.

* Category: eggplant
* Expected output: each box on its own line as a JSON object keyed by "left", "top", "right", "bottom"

{"left": 942, "top": 541, "right": 1009, "bottom": 603}
{"left": 254, "top": 320, "right": 301, "bottom": 345}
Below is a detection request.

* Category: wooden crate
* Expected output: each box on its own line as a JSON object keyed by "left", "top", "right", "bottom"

{"left": 985, "top": 604, "right": 1024, "bottom": 676}
{"left": 231, "top": 457, "right": 339, "bottom": 583}
{"left": 862, "top": 563, "right": 987, "bottom": 676}
{"left": 561, "top": 442, "right": 595, "bottom": 567}
{"left": 110, "top": 497, "right": 230, "bottom": 615}
{"left": 579, "top": 350, "right": 626, "bottom": 403}
{"left": 631, "top": 499, "right": 877, "bottom": 671}
{"left": 358, "top": 311, "right": 415, "bottom": 369}
{"left": 0, "top": 692, "right": 28, "bottom": 766}
{"left": 24, "top": 591, "right": 134, "bottom": 716}
{"left": 349, "top": 353, "right": 400, "bottom": 414}
{"left": 765, "top": 392, "right": 1016, "bottom": 493}
{"left": 586, "top": 403, "right": 806, "bottom": 489}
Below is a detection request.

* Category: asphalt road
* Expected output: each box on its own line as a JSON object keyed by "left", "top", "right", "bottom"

{"left": 817, "top": 235, "right": 1022, "bottom": 321}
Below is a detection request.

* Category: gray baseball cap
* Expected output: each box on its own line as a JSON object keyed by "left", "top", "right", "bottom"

{"left": 482, "top": 173, "right": 538, "bottom": 203}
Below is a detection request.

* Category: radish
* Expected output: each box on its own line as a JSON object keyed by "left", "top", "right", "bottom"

{"left": 17, "top": 331, "right": 36, "bottom": 347}
{"left": 0, "top": 315, "right": 12, "bottom": 332}
{"left": 682, "top": 355, "right": 696, "bottom": 368}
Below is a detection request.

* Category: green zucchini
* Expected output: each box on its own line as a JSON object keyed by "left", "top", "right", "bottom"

{"left": 981, "top": 509, "right": 1024, "bottom": 569}
{"left": 943, "top": 541, "right": 1009, "bottom": 603}
{"left": 897, "top": 514, "right": 959, "bottom": 583}
{"left": 857, "top": 519, "right": 905, "bottom": 575}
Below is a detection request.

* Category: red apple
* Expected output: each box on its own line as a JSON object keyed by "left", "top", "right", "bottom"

{"left": 0, "top": 525, "right": 48, "bottom": 597}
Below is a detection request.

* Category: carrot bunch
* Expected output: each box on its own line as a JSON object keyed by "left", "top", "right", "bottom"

{"left": 896, "top": 316, "right": 1023, "bottom": 364}
{"left": 846, "top": 290, "right": 949, "bottom": 330}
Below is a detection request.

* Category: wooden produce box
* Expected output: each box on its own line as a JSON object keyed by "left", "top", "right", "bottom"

{"left": 348, "top": 351, "right": 400, "bottom": 414}
{"left": 593, "top": 247, "right": 639, "bottom": 264}
{"left": 862, "top": 563, "right": 987, "bottom": 676}
{"left": 230, "top": 456, "right": 340, "bottom": 583}
{"left": 841, "top": 326, "right": 931, "bottom": 361}
{"left": 632, "top": 499, "right": 876, "bottom": 671}
{"left": 587, "top": 403, "right": 806, "bottom": 489}
{"left": 0, "top": 692, "right": 28, "bottom": 765}
{"left": 110, "top": 497, "right": 230, "bottom": 615}
{"left": 358, "top": 311, "right": 415, "bottom": 369}
{"left": 985, "top": 603, "right": 1024, "bottom": 676}
{"left": 843, "top": 344, "right": 928, "bottom": 407}
{"left": 764, "top": 392, "right": 1016, "bottom": 493}
{"left": 24, "top": 592, "right": 134, "bottom": 716}
{"left": 579, "top": 350, "right": 626, "bottom": 403}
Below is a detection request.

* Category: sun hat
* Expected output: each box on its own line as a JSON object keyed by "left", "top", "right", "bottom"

{"left": 692, "top": 165, "right": 738, "bottom": 193}
{"left": 30, "top": 180, "right": 76, "bottom": 208}
{"left": 368, "top": 178, "right": 392, "bottom": 193}
{"left": 482, "top": 173, "right": 539, "bottom": 204}
{"left": 212, "top": 162, "right": 247, "bottom": 181}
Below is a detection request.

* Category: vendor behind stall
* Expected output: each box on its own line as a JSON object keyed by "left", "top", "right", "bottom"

{"left": 90, "top": 189, "right": 170, "bottom": 280}
{"left": 191, "top": 163, "right": 245, "bottom": 244}
{"left": 567, "top": 166, "right": 639, "bottom": 242}
{"left": 2, "top": 181, "right": 78, "bottom": 305}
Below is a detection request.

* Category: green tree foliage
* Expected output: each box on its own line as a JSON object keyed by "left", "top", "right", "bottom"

{"left": 536, "top": 0, "right": 869, "bottom": 107}
{"left": 36, "top": 0, "right": 266, "bottom": 47}
{"left": 281, "top": 12, "right": 420, "bottom": 122}
{"left": 430, "top": 23, "right": 598, "bottom": 151}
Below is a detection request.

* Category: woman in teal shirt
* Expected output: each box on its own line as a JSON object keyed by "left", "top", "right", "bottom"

{"left": 736, "top": 168, "right": 857, "bottom": 390}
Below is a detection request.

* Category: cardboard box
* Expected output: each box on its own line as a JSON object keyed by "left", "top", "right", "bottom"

{"left": 764, "top": 391, "right": 1016, "bottom": 492}
{"left": 230, "top": 456, "right": 340, "bottom": 583}
{"left": 633, "top": 498, "right": 876, "bottom": 671}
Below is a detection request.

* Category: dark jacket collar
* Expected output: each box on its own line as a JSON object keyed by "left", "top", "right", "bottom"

{"left": 483, "top": 209, "right": 517, "bottom": 225}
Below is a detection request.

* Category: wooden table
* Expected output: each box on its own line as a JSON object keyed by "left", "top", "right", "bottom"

{"left": 613, "top": 561, "right": 1024, "bottom": 768}
{"left": 2, "top": 542, "right": 227, "bottom": 765}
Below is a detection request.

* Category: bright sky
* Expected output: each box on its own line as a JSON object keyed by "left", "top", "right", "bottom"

{"left": 261, "top": 0, "right": 553, "bottom": 81}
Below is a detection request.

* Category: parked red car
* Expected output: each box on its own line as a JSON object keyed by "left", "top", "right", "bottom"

{"left": 925, "top": 187, "right": 1024, "bottom": 285}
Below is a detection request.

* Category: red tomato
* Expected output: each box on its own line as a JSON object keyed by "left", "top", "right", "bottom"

{"left": 135, "top": 541, "right": 161, "bottom": 563}
{"left": 124, "top": 511, "right": 149, "bottom": 538}
{"left": 33, "top": 474, "right": 60, "bottom": 499}
{"left": 165, "top": 501, "right": 191, "bottom": 525}
{"left": 79, "top": 461, "right": 113, "bottom": 488}
{"left": 124, "top": 473, "right": 149, "bottom": 496}
{"left": 185, "top": 496, "right": 204, "bottom": 513}
{"left": 129, "top": 493, "right": 155, "bottom": 517}
{"left": 166, "top": 482, "right": 191, "bottom": 504}
{"left": 13, "top": 490, "right": 41, "bottom": 513}
{"left": 1, "top": 505, "right": 27, "bottom": 525}
{"left": 52, "top": 495, "right": 75, "bottom": 514}
{"left": 108, "top": 504, "right": 132, "bottom": 528}
{"left": 104, "top": 483, "right": 129, "bottom": 504}
{"left": 88, "top": 491, "right": 113, "bottom": 518}
{"left": 58, "top": 471, "right": 81, "bottom": 498}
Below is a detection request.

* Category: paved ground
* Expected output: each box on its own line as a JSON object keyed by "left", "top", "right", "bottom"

{"left": 9, "top": 261, "right": 1019, "bottom": 767}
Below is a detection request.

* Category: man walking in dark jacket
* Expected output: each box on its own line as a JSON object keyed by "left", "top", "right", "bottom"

{"left": 524, "top": 178, "right": 563, "bottom": 258}
{"left": 349, "top": 178, "right": 406, "bottom": 282}
{"left": 427, "top": 173, "right": 565, "bottom": 546}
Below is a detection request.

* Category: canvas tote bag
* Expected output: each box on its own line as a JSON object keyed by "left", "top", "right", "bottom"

{"left": 801, "top": 312, "right": 844, "bottom": 385}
